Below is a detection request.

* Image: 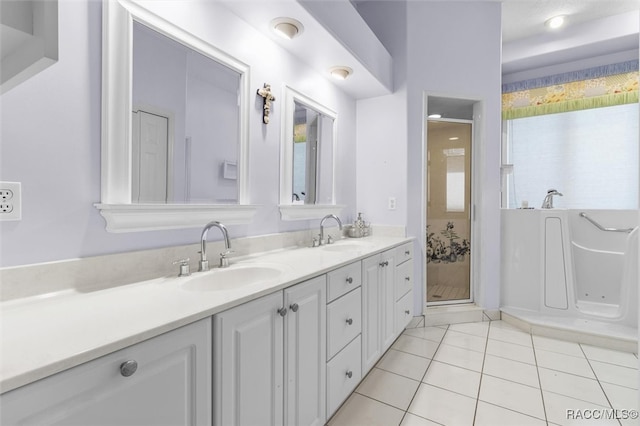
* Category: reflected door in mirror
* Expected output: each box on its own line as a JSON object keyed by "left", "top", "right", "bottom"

{"left": 133, "top": 21, "right": 241, "bottom": 204}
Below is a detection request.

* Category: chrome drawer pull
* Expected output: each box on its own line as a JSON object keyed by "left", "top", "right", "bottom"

{"left": 405, "top": 310, "right": 410, "bottom": 315}
{"left": 345, "top": 277, "right": 353, "bottom": 284}
{"left": 345, "top": 370, "right": 353, "bottom": 379}
{"left": 120, "top": 360, "right": 138, "bottom": 377}
{"left": 346, "top": 318, "right": 353, "bottom": 325}
{"left": 289, "top": 303, "right": 299, "bottom": 312}
{"left": 405, "top": 250, "right": 410, "bottom": 255}
{"left": 277, "top": 307, "right": 288, "bottom": 317}
{"left": 405, "top": 276, "right": 410, "bottom": 281}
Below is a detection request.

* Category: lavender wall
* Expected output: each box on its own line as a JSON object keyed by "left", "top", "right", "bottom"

{"left": 0, "top": 0, "right": 357, "bottom": 268}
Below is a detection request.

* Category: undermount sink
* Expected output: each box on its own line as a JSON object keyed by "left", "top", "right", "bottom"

{"left": 320, "top": 241, "right": 375, "bottom": 253}
{"left": 180, "top": 264, "right": 284, "bottom": 292}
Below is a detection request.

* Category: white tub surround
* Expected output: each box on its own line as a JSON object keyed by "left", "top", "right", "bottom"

{"left": 501, "top": 209, "right": 638, "bottom": 350}
{"left": 0, "top": 232, "right": 412, "bottom": 394}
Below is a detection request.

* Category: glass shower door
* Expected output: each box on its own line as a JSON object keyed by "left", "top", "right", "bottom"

{"left": 426, "top": 120, "right": 472, "bottom": 304}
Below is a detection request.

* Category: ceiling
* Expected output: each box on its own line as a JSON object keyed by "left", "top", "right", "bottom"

{"left": 502, "top": 0, "right": 639, "bottom": 43}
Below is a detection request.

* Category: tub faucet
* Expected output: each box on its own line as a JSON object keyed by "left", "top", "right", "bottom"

{"left": 199, "top": 221, "right": 232, "bottom": 271}
{"left": 319, "top": 214, "right": 343, "bottom": 246}
{"left": 541, "top": 189, "right": 563, "bottom": 209}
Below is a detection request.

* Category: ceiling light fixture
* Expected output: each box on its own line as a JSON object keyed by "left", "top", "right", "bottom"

{"left": 449, "top": 137, "right": 459, "bottom": 141}
{"left": 428, "top": 114, "right": 442, "bottom": 119}
{"left": 545, "top": 15, "right": 566, "bottom": 29}
{"left": 271, "top": 17, "right": 304, "bottom": 40}
{"left": 329, "top": 66, "right": 353, "bottom": 80}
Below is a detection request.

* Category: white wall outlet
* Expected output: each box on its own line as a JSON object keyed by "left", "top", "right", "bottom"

{"left": 0, "top": 182, "right": 21, "bottom": 221}
{"left": 388, "top": 197, "right": 396, "bottom": 210}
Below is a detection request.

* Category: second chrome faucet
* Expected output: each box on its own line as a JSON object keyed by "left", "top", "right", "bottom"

{"left": 316, "top": 214, "right": 343, "bottom": 247}
{"left": 199, "top": 221, "right": 233, "bottom": 271}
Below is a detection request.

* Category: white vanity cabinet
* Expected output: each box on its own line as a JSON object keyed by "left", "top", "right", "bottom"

{"left": 361, "top": 249, "right": 396, "bottom": 373}
{"left": 213, "top": 275, "right": 326, "bottom": 426}
{"left": 325, "top": 262, "right": 362, "bottom": 418}
{"left": 0, "top": 318, "right": 211, "bottom": 426}
{"left": 394, "top": 242, "right": 415, "bottom": 334}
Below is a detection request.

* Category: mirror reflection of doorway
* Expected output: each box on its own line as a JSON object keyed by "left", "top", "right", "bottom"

{"left": 426, "top": 119, "right": 472, "bottom": 304}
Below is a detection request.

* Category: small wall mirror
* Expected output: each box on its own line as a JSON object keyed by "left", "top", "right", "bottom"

{"left": 96, "top": 0, "right": 256, "bottom": 232}
{"left": 279, "top": 87, "right": 343, "bottom": 220}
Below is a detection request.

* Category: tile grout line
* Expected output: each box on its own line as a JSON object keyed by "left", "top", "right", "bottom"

{"left": 578, "top": 343, "right": 623, "bottom": 426}
{"left": 530, "top": 327, "right": 550, "bottom": 425}
{"left": 471, "top": 319, "right": 492, "bottom": 425}
{"left": 397, "top": 323, "right": 449, "bottom": 426}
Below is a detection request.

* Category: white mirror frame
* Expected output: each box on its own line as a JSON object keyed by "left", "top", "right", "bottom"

{"left": 95, "top": 0, "right": 257, "bottom": 233}
{"left": 279, "top": 86, "right": 344, "bottom": 221}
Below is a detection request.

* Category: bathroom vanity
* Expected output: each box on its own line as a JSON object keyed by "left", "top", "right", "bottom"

{"left": 0, "top": 236, "right": 414, "bottom": 425}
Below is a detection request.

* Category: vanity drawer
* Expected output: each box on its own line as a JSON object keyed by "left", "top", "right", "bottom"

{"left": 395, "top": 242, "right": 413, "bottom": 266}
{"left": 395, "top": 290, "right": 414, "bottom": 334}
{"left": 395, "top": 259, "right": 413, "bottom": 301}
{"left": 327, "top": 288, "right": 362, "bottom": 360}
{"left": 327, "top": 261, "right": 361, "bottom": 303}
{"left": 326, "top": 335, "right": 362, "bottom": 419}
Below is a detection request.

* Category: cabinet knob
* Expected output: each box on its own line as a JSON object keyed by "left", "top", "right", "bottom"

{"left": 277, "top": 307, "right": 288, "bottom": 317}
{"left": 289, "top": 303, "right": 299, "bottom": 313}
{"left": 405, "top": 310, "right": 410, "bottom": 315}
{"left": 346, "top": 318, "right": 353, "bottom": 325}
{"left": 345, "top": 370, "right": 353, "bottom": 379}
{"left": 120, "top": 360, "right": 138, "bottom": 377}
{"left": 405, "top": 250, "right": 410, "bottom": 255}
{"left": 345, "top": 277, "right": 353, "bottom": 284}
{"left": 379, "top": 261, "right": 388, "bottom": 267}
{"left": 405, "top": 276, "right": 411, "bottom": 281}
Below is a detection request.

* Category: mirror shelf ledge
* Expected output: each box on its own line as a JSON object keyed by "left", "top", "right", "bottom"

{"left": 279, "top": 204, "right": 345, "bottom": 221}
{"left": 95, "top": 203, "right": 259, "bottom": 233}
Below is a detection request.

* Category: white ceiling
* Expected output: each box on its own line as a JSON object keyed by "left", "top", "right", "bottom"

{"left": 502, "top": 0, "right": 639, "bottom": 43}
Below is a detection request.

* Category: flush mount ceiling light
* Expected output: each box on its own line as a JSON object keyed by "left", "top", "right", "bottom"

{"left": 545, "top": 15, "right": 566, "bottom": 29}
{"left": 271, "top": 17, "right": 304, "bottom": 40}
{"left": 329, "top": 66, "right": 353, "bottom": 80}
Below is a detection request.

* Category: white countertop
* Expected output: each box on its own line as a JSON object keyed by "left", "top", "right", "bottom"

{"left": 0, "top": 236, "right": 412, "bottom": 393}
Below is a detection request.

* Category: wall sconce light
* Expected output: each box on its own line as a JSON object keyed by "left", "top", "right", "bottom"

{"left": 545, "top": 15, "right": 566, "bottom": 29}
{"left": 271, "top": 17, "right": 304, "bottom": 39}
{"left": 329, "top": 66, "right": 353, "bottom": 80}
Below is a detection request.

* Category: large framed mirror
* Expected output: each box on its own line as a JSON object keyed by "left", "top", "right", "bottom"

{"left": 279, "top": 86, "right": 344, "bottom": 220}
{"left": 95, "top": 0, "right": 256, "bottom": 232}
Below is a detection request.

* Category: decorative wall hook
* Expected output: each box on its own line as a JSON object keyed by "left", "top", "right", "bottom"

{"left": 257, "top": 83, "right": 276, "bottom": 124}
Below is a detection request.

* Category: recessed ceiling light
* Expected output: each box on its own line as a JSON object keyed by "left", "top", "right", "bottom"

{"left": 329, "top": 66, "right": 353, "bottom": 80}
{"left": 428, "top": 114, "right": 442, "bottom": 119}
{"left": 545, "top": 15, "right": 565, "bottom": 29}
{"left": 271, "top": 17, "right": 304, "bottom": 40}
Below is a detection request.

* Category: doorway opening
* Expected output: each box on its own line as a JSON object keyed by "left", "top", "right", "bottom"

{"left": 426, "top": 117, "right": 473, "bottom": 306}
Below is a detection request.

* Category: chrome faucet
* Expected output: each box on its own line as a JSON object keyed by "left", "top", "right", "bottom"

{"left": 319, "top": 214, "right": 343, "bottom": 246}
{"left": 541, "top": 189, "right": 563, "bottom": 209}
{"left": 199, "top": 221, "right": 232, "bottom": 271}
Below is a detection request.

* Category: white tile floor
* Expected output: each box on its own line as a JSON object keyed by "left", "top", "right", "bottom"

{"left": 328, "top": 319, "right": 639, "bottom": 426}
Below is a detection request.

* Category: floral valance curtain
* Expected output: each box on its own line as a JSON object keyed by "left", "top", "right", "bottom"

{"left": 502, "top": 60, "right": 639, "bottom": 120}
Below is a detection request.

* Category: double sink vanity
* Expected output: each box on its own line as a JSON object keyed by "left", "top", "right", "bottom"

{"left": 1, "top": 233, "right": 414, "bottom": 425}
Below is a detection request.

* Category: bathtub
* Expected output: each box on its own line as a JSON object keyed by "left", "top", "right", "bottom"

{"left": 501, "top": 209, "right": 638, "bottom": 349}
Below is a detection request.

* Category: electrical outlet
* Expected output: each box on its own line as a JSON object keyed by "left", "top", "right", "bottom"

{"left": 388, "top": 197, "right": 396, "bottom": 210}
{"left": 0, "top": 182, "right": 21, "bottom": 221}
{"left": 0, "top": 189, "right": 13, "bottom": 202}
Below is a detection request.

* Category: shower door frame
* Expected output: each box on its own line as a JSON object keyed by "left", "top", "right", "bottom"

{"left": 425, "top": 117, "right": 476, "bottom": 307}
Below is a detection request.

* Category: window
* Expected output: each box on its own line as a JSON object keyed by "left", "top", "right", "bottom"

{"left": 503, "top": 103, "right": 639, "bottom": 209}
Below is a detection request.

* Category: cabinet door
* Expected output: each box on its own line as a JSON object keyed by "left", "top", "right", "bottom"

{"left": 1, "top": 319, "right": 211, "bottom": 426}
{"left": 380, "top": 249, "right": 397, "bottom": 351}
{"left": 361, "top": 254, "right": 382, "bottom": 373}
{"left": 214, "top": 291, "right": 284, "bottom": 426}
{"left": 284, "top": 276, "right": 327, "bottom": 426}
